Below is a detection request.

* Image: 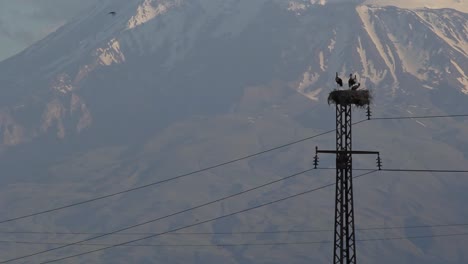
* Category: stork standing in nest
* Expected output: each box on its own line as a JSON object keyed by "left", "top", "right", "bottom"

{"left": 335, "top": 73, "right": 343, "bottom": 88}
{"left": 348, "top": 74, "right": 356, "bottom": 88}
{"left": 348, "top": 74, "right": 361, "bottom": 90}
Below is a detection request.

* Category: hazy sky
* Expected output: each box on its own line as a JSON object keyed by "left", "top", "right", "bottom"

{"left": 0, "top": 0, "right": 96, "bottom": 62}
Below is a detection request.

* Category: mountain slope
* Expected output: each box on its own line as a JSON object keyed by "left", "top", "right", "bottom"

{"left": 0, "top": 1, "right": 467, "bottom": 263}
{"left": 365, "top": 0, "right": 468, "bottom": 13}
{"left": 0, "top": 0, "right": 466, "bottom": 147}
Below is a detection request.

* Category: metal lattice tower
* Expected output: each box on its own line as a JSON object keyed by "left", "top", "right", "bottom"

{"left": 314, "top": 87, "right": 381, "bottom": 264}
{"left": 333, "top": 103, "right": 356, "bottom": 264}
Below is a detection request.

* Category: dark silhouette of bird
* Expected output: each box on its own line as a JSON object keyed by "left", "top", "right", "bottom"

{"left": 348, "top": 74, "right": 356, "bottom": 88}
{"left": 335, "top": 72, "right": 343, "bottom": 87}
{"left": 351, "top": 82, "right": 361, "bottom": 90}
{"left": 108, "top": 11, "right": 116, "bottom": 16}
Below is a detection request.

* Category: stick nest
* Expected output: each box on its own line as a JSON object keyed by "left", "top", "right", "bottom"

{"left": 327, "top": 90, "right": 372, "bottom": 107}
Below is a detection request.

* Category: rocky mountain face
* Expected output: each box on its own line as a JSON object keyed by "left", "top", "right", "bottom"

{"left": 0, "top": 0, "right": 466, "bottom": 148}
{"left": 0, "top": 0, "right": 466, "bottom": 263}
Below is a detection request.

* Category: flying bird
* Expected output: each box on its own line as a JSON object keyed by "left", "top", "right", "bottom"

{"left": 335, "top": 72, "right": 343, "bottom": 87}
{"left": 108, "top": 11, "right": 116, "bottom": 16}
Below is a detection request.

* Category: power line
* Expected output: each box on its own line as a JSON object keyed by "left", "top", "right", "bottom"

{"left": 357, "top": 232, "right": 468, "bottom": 243}
{"left": 372, "top": 114, "right": 468, "bottom": 120}
{"left": 1, "top": 113, "right": 466, "bottom": 224}
{"left": 0, "top": 222, "right": 467, "bottom": 237}
{"left": 1, "top": 112, "right": 466, "bottom": 260}
{"left": 4, "top": 165, "right": 466, "bottom": 262}
{"left": 0, "top": 167, "right": 334, "bottom": 263}
{"left": 2, "top": 112, "right": 467, "bottom": 225}
{"left": 0, "top": 123, "right": 362, "bottom": 225}
{"left": 0, "top": 232, "right": 466, "bottom": 248}
{"left": 380, "top": 169, "right": 468, "bottom": 173}
{"left": 317, "top": 168, "right": 468, "bottom": 174}
{"left": 357, "top": 223, "right": 468, "bottom": 231}
{"left": 31, "top": 170, "right": 377, "bottom": 264}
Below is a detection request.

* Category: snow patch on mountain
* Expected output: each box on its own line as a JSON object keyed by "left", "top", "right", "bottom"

{"left": 127, "top": 0, "right": 179, "bottom": 29}
{"left": 51, "top": 74, "right": 74, "bottom": 94}
{"left": 387, "top": 32, "right": 429, "bottom": 80}
{"left": 41, "top": 94, "right": 92, "bottom": 139}
{"left": 97, "top": 38, "right": 126, "bottom": 66}
{"left": 451, "top": 60, "right": 468, "bottom": 93}
{"left": 413, "top": 10, "right": 468, "bottom": 56}
{"left": 287, "top": 0, "right": 329, "bottom": 14}
{"left": 357, "top": 6, "right": 398, "bottom": 85}
{"left": 70, "top": 94, "right": 93, "bottom": 132}
{"left": 311, "top": 0, "right": 327, "bottom": 4}
{"left": 298, "top": 67, "right": 320, "bottom": 90}
{"left": 288, "top": 1, "right": 307, "bottom": 12}
{"left": 302, "top": 87, "right": 323, "bottom": 101}
{"left": 319, "top": 52, "right": 326, "bottom": 71}
{"left": 328, "top": 40, "right": 336, "bottom": 52}
{"left": 297, "top": 67, "right": 323, "bottom": 101}
{"left": 41, "top": 99, "right": 67, "bottom": 139}
{"left": 356, "top": 37, "right": 387, "bottom": 85}
{"left": 364, "top": 0, "right": 468, "bottom": 13}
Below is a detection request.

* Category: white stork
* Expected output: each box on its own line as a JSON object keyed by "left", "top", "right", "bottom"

{"left": 335, "top": 72, "right": 343, "bottom": 87}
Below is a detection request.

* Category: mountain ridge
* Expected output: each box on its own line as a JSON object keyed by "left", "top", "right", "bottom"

{"left": 0, "top": 1, "right": 467, "bottom": 263}
{"left": 0, "top": 1, "right": 466, "bottom": 148}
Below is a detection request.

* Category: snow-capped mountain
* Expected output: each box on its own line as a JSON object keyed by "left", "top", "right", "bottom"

{"left": 0, "top": 1, "right": 467, "bottom": 263}
{"left": 0, "top": 0, "right": 465, "bottom": 146}
{"left": 365, "top": 0, "right": 468, "bottom": 13}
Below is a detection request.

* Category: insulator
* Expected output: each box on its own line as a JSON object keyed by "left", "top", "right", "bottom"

{"left": 376, "top": 155, "right": 382, "bottom": 170}
{"left": 367, "top": 104, "right": 372, "bottom": 120}
{"left": 313, "top": 155, "right": 319, "bottom": 169}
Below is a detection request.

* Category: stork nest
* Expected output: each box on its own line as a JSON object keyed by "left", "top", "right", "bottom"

{"left": 327, "top": 89, "right": 371, "bottom": 107}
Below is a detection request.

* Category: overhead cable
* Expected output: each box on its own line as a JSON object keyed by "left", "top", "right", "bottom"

{"left": 30, "top": 170, "right": 378, "bottom": 264}
{"left": 2, "top": 222, "right": 468, "bottom": 236}
{"left": 0, "top": 232, "right": 467, "bottom": 248}
{"left": 0, "top": 122, "right": 362, "bottom": 225}
{"left": 0, "top": 167, "right": 331, "bottom": 263}
{"left": 372, "top": 114, "right": 468, "bottom": 120}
